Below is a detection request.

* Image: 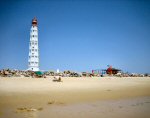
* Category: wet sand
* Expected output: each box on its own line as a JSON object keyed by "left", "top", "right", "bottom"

{"left": 0, "top": 77, "right": 150, "bottom": 118}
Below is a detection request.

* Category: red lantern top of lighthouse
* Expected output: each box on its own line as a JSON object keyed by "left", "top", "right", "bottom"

{"left": 32, "top": 17, "right": 37, "bottom": 26}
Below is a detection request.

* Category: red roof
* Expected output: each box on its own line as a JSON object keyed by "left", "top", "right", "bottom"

{"left": 32, "top": 17, "right": 38, "bottom": 26}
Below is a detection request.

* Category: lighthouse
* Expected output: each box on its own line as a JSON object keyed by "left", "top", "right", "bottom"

{"left": 28, "top": 17, "right": 39, "bottom": 71}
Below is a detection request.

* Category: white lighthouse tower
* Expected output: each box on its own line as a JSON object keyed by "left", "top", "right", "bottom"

{"left": 28, "top": 17, "right": 39, "bottom": 71}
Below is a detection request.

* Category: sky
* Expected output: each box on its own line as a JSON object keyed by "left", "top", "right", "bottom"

{"left": 0, "top": 0, "right": 150, "bottom": 73}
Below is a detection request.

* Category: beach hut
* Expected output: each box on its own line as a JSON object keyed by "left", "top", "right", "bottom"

{"left": 106, "top": 67, "right": 121, "bottom": 75}
{"left": 34, "top": 71, "right": 44, "bottom": 77}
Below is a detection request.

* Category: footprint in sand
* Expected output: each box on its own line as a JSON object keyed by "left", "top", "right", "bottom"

{"left": 119, "top": 106, "right": 123, "bottom": 109}
{"left": 47, "top": 100, "right": 65, "bottom": 106}
{"left": 15, "top": 107, "right": 43, "bottom": 113}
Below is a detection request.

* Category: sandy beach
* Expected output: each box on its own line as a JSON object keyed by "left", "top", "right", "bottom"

{"left": 0, "top": 77, "right": 150, "bottom": 118}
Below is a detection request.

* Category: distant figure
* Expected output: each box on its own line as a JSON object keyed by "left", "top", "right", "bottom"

{"left": 53, "top": 76, "right": 62, "bottom": 82}
{"left": 31, "top": 71, "right": 35, "bottom": 78}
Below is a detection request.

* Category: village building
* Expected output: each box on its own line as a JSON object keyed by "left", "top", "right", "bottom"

{"left": 106, "top": 67, "right": 121, "bottom": 75}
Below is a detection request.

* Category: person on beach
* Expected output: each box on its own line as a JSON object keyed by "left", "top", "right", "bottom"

{"left": 53, "top": 75, "right": 62, "bottom": 82}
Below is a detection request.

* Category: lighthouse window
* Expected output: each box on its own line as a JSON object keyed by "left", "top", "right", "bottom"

{"left": 32, "top": 56, "right": 34, "bottom": 57}
{"left": 32, "top": 49, "right": 34, "bottom": 51}
{"left": 33, "top": 35, "right": 34, "bottom": 37}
